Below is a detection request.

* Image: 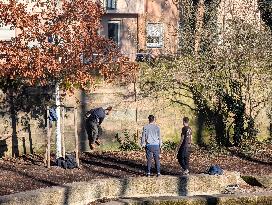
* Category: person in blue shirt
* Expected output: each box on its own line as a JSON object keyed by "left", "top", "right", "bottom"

{"left": 141, "top": 115, "right": 162, "bottom": 177}
{"left": 85, "top": 106, "right": 112, "bottom": 150}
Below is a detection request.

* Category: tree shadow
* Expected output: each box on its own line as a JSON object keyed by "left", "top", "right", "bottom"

{"left": 0, "top": 164, "right": 60, "bottom": 196}
{"left": 190, "top": 86, "right": 229, "bottom": 147}
{"left": 258, "top": 0, "right": 272, "bottom": 30}
{"left": 177, "top": 176, "right": 188, "bottom": 196}
{"left": 189, "top": 81, "right": 250, "bottom": 148}
{"left": 0, "top": 85, "right": 54, "bottom": 157}
{"left": 0, "top": 139, "right": 8, "bottom": 158}
{"left": 82, "top": 152, "right": 146, "bottom": 176}
{"left": 79, "top": 90, "right": 88, "bottom": 152}
{"left": 227, "top": 148, "right": 272, "bottom": 166}
{"left": 0, "top": 161, "right": 77, "bottom": 205}
{"left": 82, "top": 152, "right": 178, "bottom": 177}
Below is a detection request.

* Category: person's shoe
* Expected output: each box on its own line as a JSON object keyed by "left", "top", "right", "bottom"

{"left": 146, "top": 173, "right": 151, "bottom": 177}
{"left": 95, "top": 139, "right": 101, "bottom": 146}
{"left": 157, "top": 173, "right": 161, "bottom": 177}
{"left": 184, "top": 169, "right": 189, "bottom": 175}
{"left": 89, "top": 143, "right": 96, "bottom": 150}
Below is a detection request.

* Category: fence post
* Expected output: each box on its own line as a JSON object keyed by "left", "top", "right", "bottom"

{"left": 46, "top": 106, "right": 51, "bottom": 168}
{"left": 61, "top": 107, "right": 65, "bottom": 157}
{"left": 74, "top": 107, "right": 80, "bottom": 167}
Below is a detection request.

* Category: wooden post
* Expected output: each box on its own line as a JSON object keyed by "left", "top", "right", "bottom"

{"left": 134, "top": 81, "right": 139, "bottom": 142}
{"left": 61, "top": 107, "right": 65, "bottom": 157}
{"left": 74, "top": 107, "right": 80, "bottom": 167}
{"left": 46, "top": 107, "right": 51, "bottom": 168}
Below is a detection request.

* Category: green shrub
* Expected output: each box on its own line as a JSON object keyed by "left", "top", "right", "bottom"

{"left": 115, "top": 131, "right": 141, "bottom": 151}
{"left": 162, "top": 140, "right": 178, "bottom": 151}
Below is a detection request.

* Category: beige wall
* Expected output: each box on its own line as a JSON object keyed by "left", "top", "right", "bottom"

{"left": 102, "top": 0, "right": 145, "bottom": 14}
{"left": 140, "top": 0, "right": 180, "bottom": 55}
{"left": 75, "top": 83, "right": 188, "bottom": 152}
{"left": 0, "top": 83, "right": 188, "bottom": 156}
{"left": 0, "top": 81, "right": 271, "bottom": 156}
{"left": 101, "top": 14, "right": 139, "bottom": 60}
{"left": 101, "top": 0, "right": 180, "bottom": 60}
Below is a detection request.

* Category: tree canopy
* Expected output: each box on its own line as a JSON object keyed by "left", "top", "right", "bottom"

{"left": 0, "top": 0, "right": 137, "bottom": 91}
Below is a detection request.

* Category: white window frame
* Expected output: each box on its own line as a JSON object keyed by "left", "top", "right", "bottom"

{"left": 105, "top": 0, "right": 117, "bottom": 10}
{"left": 146, "top": 23, "right": 164, "bottom": 48}
{"left": 0, "top": 25, "right": 15, "bottom": 41}
{"left": 107, "top": 20, "right": 121, "bottom": 46}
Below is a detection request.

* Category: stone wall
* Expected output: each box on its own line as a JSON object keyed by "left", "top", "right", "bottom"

{"left": 0, "top": 83, "right": 190, "bottom": 156}
{"left": 0, "top": 82, "right": 271, "bottom": 157}
{"left": 0, "top": 173, "right": 245, "bottom": 205}
{"left": 77, "top": 83, "right": 191, "bottom": 152}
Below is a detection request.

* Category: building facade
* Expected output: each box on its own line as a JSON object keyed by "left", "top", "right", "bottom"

{"left": 1, "top": 0, "right": 181, "bottom": 60}
{"left": 100, "top": 0, "right": 180, "bottom": 60}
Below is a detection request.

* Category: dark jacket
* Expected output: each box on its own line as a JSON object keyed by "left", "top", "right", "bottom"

{"left": 86, "top": 107, "right": 106, "bottom": 125}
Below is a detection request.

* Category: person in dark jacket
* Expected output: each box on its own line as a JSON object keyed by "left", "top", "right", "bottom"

{"left": 85, "top": 106, "right": 112, "bottom": 150}
{"left": 176, "top": 117, "right": 192, "bottom": 175}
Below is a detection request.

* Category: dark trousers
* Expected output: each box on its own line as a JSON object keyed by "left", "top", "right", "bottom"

{"left": 145, "top": 145, "right": 160, "bottom": 174}
{"left": 85, "top": 120, "right": 102, "bottom": 144}
{"left": 177, "top": 147, "right": 190, "bottom": 170}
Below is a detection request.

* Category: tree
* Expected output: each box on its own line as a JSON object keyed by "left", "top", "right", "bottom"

{"left": 0, "top": 0, "right": 137, "bottom": 157}
{"left": 139, "top": 18, "right": 272, "bottom": 147}
{"left": 0, "top": 0, "right": 137, "bottom": 88}
{"left": 258, "top": 0, "right": 272, "bottom": 30}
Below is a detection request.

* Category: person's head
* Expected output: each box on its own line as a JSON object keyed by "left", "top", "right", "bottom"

{"left": 183, "top": 117, "right": 189, "bottom": 126}
{"left": 105, "top": 106, "right": 112, "bottom": 115}
{"left": 148, "top": 115, "right": 155, "bottom": 123}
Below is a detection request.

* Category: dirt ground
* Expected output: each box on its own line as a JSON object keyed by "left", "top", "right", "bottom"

{"left": 0, "top": 145, "right": 271, "bottom": 196}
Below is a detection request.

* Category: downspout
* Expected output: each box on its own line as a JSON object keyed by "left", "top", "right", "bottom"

{"left": 144, "top": 0, "right": 148, "bottom": 49}
{"left": 137, "top": 14, "right": 139, "bottom": 51}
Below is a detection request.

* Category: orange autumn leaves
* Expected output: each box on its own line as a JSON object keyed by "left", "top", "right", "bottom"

{"left": 0, "top": 0, "right": 138, "bottom": 90}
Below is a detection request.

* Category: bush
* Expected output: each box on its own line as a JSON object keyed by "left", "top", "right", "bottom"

{"left": 162, "top": 140, "right": 178, "bottom": 151}
{"left": 115, "top": 131, "right": 141, "bottom": 151}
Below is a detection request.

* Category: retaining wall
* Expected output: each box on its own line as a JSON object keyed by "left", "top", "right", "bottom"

{"left": 0, "top": 173, "right": 242, "bottom": 205}
{"left": 100, "top": 193, "right": 272, "bottom": 205}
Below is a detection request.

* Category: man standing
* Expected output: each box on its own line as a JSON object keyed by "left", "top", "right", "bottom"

{"left": 177, "top": 117, "right": 192, "bottom": 175}
{"left": 85, "top": 106, "right": 112, "bottom": 150}
{"left": 141, "top": 115, "right": 162, "bottom": 177}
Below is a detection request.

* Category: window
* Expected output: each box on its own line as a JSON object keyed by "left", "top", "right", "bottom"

{"left": 0, "top": 25, "right": 15, "bottom": 41}
{"left": 146, "top": 23, "right": 163, "bottom": 48}
{"left": 106, "top": 0, "right": 117, "bottom": 10}
{"left": 108, "top": 21, "right": 120, "bottom": 45}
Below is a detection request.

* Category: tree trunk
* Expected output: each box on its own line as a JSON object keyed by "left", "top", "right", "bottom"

{"left": 10, "top": 91, "right": 19, "bottom": 157}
